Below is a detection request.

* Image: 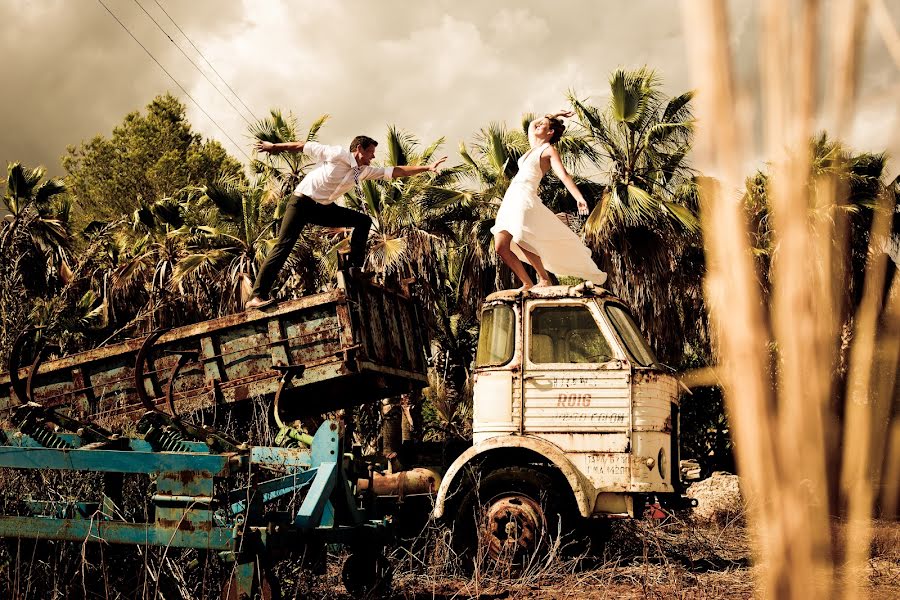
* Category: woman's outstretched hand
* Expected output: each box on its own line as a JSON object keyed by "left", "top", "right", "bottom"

{"left": 429, "top": 156, "right": 448, "bottom": 173}
{"left": 548, "top": 109, "right": 574, "bottom": 119}
{"left": 576, "top": 198, "right": 589, "bottom": 215}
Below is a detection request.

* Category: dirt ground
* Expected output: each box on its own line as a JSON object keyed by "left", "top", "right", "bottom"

{"left": 290, "top": 517, "right": 900, "bottom": 600}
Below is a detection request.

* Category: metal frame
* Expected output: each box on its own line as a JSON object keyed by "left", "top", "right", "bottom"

{"left": 0, "top": 418, "right": 388, "bottom": 597}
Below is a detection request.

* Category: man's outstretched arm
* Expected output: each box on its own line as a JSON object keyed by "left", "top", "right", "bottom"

{"left": 391, "top": 156, "right": 448, "bottom": 178}
{"left": 255, "top": 140, "right": 306, "bottom": 154}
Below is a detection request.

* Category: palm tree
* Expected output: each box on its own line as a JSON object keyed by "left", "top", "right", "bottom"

{"left": 745, "top": 133, "right": 900, "bottom": 319}
{"left": 170, "top": 175, "right": 301, "bottom": 312}
{"left": 569, "top": 68, "right": 706, "bottom": 363}
{"left": 1, "top": 162, "right": 72, "bottom": 294}
{"left": 105, "top": 196, "right": 191, "bottom": 332}
{"left": 422, "top": 246, "right": 480, "bottom": 440}
{"left": 345, "top": 127, "right": 470, "bottom": 306}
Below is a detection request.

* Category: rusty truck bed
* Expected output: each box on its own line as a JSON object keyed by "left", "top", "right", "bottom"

{"left": 0, "top": 272, "right": 428, "bottom": 422}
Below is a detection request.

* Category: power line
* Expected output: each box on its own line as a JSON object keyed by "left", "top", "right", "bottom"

{"left": 95, "top": 0, "right": 252, "bottom": 162}
{"left": 152, "top": 0, "right": 260, "bottom": 123}
{"left": 132, "top": 0, "right": 255, "bottom": 128}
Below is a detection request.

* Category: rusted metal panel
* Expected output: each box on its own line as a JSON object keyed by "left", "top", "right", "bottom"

{"left": 521, "top": 371, "right": 631, "bottom": 433}
{"left": 0, "top": 516, "right": 235, "bottom": 549}
{"left": 576, "top": 452, "right": 631, "bottom": 491}
{"left": 629, "top": 431, "right": 675, "bottom": 492}
{"left": 0, "top": 272, "right": 428, "bottom": 422}
{"left": 632, "top": 371, "right": 678, "bottom": 433}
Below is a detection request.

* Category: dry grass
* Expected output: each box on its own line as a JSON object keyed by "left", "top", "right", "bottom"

{"left": 681, "top": 1, "right": 899, "bottom": 598}
{"left": 368, "top": 515, "right": 896, "bottom": 599}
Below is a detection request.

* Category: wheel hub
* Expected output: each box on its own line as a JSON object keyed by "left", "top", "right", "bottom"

{"left": 481, "top": 494, "right": 547, "bottom": 561}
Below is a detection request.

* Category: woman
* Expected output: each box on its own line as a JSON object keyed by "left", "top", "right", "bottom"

{"left": 491, "top": 110, "right": 607, "bottom": 291}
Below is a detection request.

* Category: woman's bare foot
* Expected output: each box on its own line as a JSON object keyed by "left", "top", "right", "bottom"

{"left": 533, "top": 278, "right": 552, "bottom": 288}
{"left": 512, "top": 282, "right": 534, "bottom": 293}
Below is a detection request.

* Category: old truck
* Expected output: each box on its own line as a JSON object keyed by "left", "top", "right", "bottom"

{"left": 0, "top": 272, "right": 691, "bottom": 588}
{"left": 433, "top": 282, "right": 692, "bottom": 564}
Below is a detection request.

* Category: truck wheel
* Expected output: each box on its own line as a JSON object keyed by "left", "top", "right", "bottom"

{"left": 452, "top": 466, "right": 568, "bottom": 572}
{"left": 341, "top": 551, "right": 393, "bottom": 597}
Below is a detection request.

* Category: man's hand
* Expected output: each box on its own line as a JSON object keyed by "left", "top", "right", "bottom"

{"left": 429, "top": 156, "right": 448, "bottom": 173}
{"left": 255, "top": 141, "right": 280, "bottom": 154}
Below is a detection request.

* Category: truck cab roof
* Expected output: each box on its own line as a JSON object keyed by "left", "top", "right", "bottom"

{"left": 484, "top": 283, "right": 620, "bottom": 303}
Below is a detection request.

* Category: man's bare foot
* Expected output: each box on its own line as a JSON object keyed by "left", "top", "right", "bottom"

{"left": 246, "top": 296, "right": 276, "bottom": 310}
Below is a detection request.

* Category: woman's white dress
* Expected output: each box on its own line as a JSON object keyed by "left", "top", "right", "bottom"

{"left": 490, "top": 142, "right": 607, "bottom": 285}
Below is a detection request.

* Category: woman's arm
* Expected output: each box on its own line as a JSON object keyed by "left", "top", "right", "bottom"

{"left": 545, "top": 109, "right": 574, "bottom": 120}
{"left": 547, "top": 146, "right": 589, "bottom": 215}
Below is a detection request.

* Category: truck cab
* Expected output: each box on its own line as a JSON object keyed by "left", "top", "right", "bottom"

{"left": 434, "top": 282, "right": 689, "bottom": 563}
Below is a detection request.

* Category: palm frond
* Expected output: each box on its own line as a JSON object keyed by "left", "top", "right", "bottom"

{"left": 203, "top": 176, "right": 245, "bottom": 219}
{"left": 306, "top": 114, "right": 330, "bottom": 141}
{"left": 33, "top": 178, "right": 66, "bottom": 208}
{"left": 6, "top": 162, "right": 45, "bottom": 204}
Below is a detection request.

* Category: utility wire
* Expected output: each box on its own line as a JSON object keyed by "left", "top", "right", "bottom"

{"left": 133, "top": 0, "right": 255, "bottom": 128}
{"left": 152, "top": 0, "right": 260, "bottom": 123}
{"left": 96, "top": 0, "right": 252, "bottom": 162}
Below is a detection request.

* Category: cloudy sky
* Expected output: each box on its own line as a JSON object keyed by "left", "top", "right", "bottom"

{"left": 2, "top": 0, "right": 898, "bottom": 182}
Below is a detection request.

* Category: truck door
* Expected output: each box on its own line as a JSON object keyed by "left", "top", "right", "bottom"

{"left": 472, "top": 302, "right": 518, "bottom": 442}
{"left": 521, "top": 300, "right": 630, "bottom": 442}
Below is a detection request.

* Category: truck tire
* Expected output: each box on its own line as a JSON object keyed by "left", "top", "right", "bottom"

{"left": 341, "top": 551, "right": 393, "bottom": 598}
{"left": 451, "top": 465, "right": 572, "bottom": 572}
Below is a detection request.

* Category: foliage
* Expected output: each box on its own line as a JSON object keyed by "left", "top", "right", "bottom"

{"left": 4, "top": 77, "right": 899, "bottom": 471}
{"left": 63, "top": 94, "right": 245, "bottom": 228}
{"left": 744, "top": 133, "right": 900, "bottom": 314}
{"left": 569, "top": 68, "right": 707, "bottom": 364}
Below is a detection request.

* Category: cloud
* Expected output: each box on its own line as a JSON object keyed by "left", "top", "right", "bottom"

{"left": 1, "top": 0, "right": 896, "bottom": 186}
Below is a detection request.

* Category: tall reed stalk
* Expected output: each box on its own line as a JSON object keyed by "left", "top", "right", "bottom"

{"left": 681, "top": 1, "right": 898, "bottom": 598}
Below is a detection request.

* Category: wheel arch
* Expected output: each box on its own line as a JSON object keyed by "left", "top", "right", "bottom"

{"left": 433, "top": 435, "right": 596, "bottom": 519}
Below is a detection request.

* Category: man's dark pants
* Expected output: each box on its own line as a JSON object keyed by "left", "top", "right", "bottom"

{"left": 251, "top": 194, "right": 372, "bottom": 299}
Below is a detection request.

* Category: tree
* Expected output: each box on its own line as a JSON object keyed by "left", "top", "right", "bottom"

{"left": 63, "top": 94, "right": 244, "bottom": 227}
{"left": 745, "top": 133, "right": 900, "bottom": 324}
{"left": 1, "top": 162, "right": 72, "bottom": 362}
{"left": 170, "top": 175, "right": 276, "bottom": 313}
{"left": 346, "top": 127, "right": 467, "bottom": 300}
{"left": 569, "top": 68, "right": 706, "bottom": 364}
{"left": 1, "top": 162, "right": 71, "bottom": 295}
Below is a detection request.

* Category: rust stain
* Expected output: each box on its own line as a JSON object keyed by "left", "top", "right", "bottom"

{"left": 156, "top": 517, "right": 212, "bottom": 533}
{"left": 158, "top": 470, "right": 213, "bottom": 486}
{"left": 233, "top": 385, "right": 248, "bottom": 402}
{"left": 0, "top": 273, "right": 429, "bottom": 422}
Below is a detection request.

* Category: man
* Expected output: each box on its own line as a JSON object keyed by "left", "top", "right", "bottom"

{"left": 246, "top": 135, "right": 446, "bottom": 309}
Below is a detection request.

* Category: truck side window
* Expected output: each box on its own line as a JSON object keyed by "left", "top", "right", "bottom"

{"left": 475, "top": 304, "right": 516, "bottom": 366}
{"left": 529, "top": 305, "right": 612, "bottom": 364}
{"left": 605, "top": 303, "right": 657, "bottom": 367}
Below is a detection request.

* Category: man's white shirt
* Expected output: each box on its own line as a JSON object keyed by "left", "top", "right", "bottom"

{"left": 294, "top": 142, "right": 394, "bottom": 204}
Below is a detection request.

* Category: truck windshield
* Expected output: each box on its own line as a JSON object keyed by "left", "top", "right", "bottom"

{"left": 475, "top": 304, "right": 516, "bottom": 367}
{"left": 529, "top": 304, "right": 613, "bottom": 364}
{"left": 604, "top": 303, "right": 657, "bottom": 367}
